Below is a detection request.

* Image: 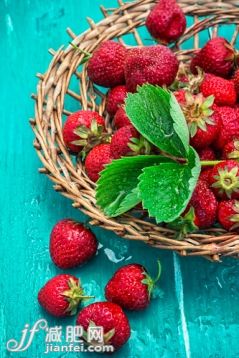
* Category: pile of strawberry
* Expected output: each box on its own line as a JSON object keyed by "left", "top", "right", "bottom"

{"left": 38, "top": 219, "right": 161, "bottom": 351}
{"left": 62, "top": 0, "right": 239, "bottom": 234}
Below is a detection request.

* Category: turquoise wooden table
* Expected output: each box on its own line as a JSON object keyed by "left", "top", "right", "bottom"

{"left": 1, "top": 1, "right": 239, "bottom": 357}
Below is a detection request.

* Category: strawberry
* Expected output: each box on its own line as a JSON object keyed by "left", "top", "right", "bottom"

{"left": 190, "top": 37, "right": 236, "bottom": 78}
{"left": 50, "top": 219, "right": 98, "bottom": 269}
{"left": 106, "top": 85, "right": 127, "bottom": 116}
{"left": 85, "top": 144, "right": 112, "bottom": 182}
{"left": 145, "top": 0, "right": 186, "bottom": 44}
{"left": 76, "top": 302, "right": 130, "bottom": 351}
{"left": 198, "top": 147, "right": 216, "bottom": 162}
{"left": 223, "top": 139, "right": 239, "bottom": 160}
{"left": 218, "top": 200, "right": 239, "bottom": 231}
{"left": 125, "top": 45, "right": 179, "bottom": 92}
{"left": 174, "top": 89, "right": 186, "bottom": 104}
{"left": 114, "top": 107, "right": 131, "bottom": 129}
{"left": 180, "top": 93, "right": 221, "bottom": 149}
{"left": 87, "top": 41, "right": 126, "bottom": 87}
{"left": 200, "top": 73, "right": 237, "bottom": 106}
{"left": 213, "top": 106, "right": 239, "bottom": 150}
{"left": 233, "top": 68, "right": 239, "bottom": 97}
{"left": 187, "top": 180, "right": 217, "bottom": 228}
{"left": 105, "top": 262, "right": 161, "bottom": 310}
{"left": 199, "top": 168, "right": 212, "bottom": 184}
{"left": 63, "top": 110, "right": 106, "bottom": 153}
{"left": 110, "top": 125, "right": 149, "bottom": 159}
{"left": 38, "top": 274, "right": 88, "bottom": 317}
{"left": 209, "top": 160, "right": 239, "bottom": 199}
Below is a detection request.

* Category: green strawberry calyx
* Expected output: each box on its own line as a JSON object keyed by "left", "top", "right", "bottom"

{"left": 72, "top": 119, "right": 111, "bottom": 159}
{"left": 182, "top": 92, "right": 215, "bottom": 138}
{"left": 141, "top": 260, "right": 162, "bottom": 297}
{"left": 82, "top": 321, "right": 115, "bottom": 346}
{"left": 212, "top": 166, "right": 239, "bottom": 199}
{"left": 69, "top": 42, "right": 92, "bottom": 64}
{"left": 128, "top": 135, "right": 152, "bottom": 155}
{"left": 228, "top": 140, "right": 239, "bottom": 160}
{"left": 63, "top": 278, "right": 94, "bottom": 316}
{"left": 168, "top": 207, "right": 198, "bottom": 240}
{"left": 230, "top": 201, "right": 239, "bottom": 230}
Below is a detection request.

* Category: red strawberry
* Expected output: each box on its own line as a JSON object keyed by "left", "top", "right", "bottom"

{"left": 180, "top": 93, "right": 221, "bottom": 149}
{"left": 145, "top": 0, "right": 186, "bottom": 44}
{"left": 223, "top": 139, "right": 239, "bottom": 160}
{"left": 110, "top": 125, "right": 139, "bottom": 159}
{"left": 209, "top": 160, "right": 239, "bottom": 199}
{"left": 199, "top": 168, "right": 212, "bottom": 184}
{"left": 50, "top": 219, "right": 98, "bottom": 269}
{"left": 85, "top": 144, "right": 112, "bottom": 182}
{"left": 198, "top": 147, "right": 216, "bottom": 161}
{"left": 114, "top": 107, "right": 131, "bottom": 129}
{"left": 174, "top": 89, "right": 186, "bottom": 104}
{"left": 190, "top": 37, "right": 236, "bottom": 78}
{"left": 218, "top": 200, "right": 239, "bottom": 231}
{"left": 106, "top": 85, "right": 127, "bottom": 116}
{"left": 188, "top": 180, "right": 217, "bottom": 228}
{"left": 38, "top": 274, "right": 88, "bottom": 317}
{"left": 125, "top": 45, "right": 179, "bottom": 92}
{"left": 105, "top": 262, "right": 161, "bottom": 310}
{"left": 76, "top": 302, "right": 130, "bottom": 351}
{"left": 87, "top": 41, "right": 126, "bottom": 87}
{"left": 63, "top": 110, "right": 105, "bottom": 153}
{"left": 200, "top": 73, "right": 237, "bottom": 106}
{"left": 233, "top": 68, "right": 239, "bottom": 97}
{"left": 213, "top": 106, "right": 239, "bottom": 150}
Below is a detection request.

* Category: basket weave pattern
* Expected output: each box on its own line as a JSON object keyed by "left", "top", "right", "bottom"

{"left": 31, "top": 0, "right": 239, "bottom": 261}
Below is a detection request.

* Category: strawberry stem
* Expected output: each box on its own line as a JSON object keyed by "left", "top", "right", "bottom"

{"left": 200, "top": 160, "right": 222, "bottom": 167}
{"left": 153, "top": 260, "right": 162, "bottom": 284}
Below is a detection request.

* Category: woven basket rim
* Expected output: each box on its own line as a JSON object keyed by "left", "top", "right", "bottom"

{"left": 31, "top": 0, "right": 239, "bottom": 261}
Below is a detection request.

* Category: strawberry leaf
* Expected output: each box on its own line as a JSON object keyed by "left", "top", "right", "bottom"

{"left": 125, "top": 85, "right": 189, "bottom": 158}
{"left": 138, "top": 147, "right": 200, "bottom": 223}
{"left": 96, "top": 155, "right": 173, "bottom": 217}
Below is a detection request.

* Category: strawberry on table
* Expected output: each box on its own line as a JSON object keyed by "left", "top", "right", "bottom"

{"left": 106, "top": 85, "right": 127, "bottom": 116}
{"left": 200, "top": 73, "right": 237, "bottom": 106}
{"left": 63, "top": 110, "right": 106, "bottom": 154}
{"left": 125, "top": 45, "right": 179, "bottom": 92}
{"left": 50, "top": 219, "right": 98, "bottom": 269}
{"left": 85, "top": 143, "right": 112, "bottom": 182}
{"left": 146, "top": 0, "right": 186, "bottom": 44}
{"left": 105, "top": 262, "right": 161, "bottom": 310}
{"left": 76, "top": 302, "right": 130, "bottom": 351}
{"left": 209, "top": 160, "right": 239, "bottom": 200}
{"left": 190, "top": 37, "right": 236, "bottom": 78}
{"left": 218, "top": 200, "right": 239, "bottom": 231}
{"left": 87, "top": 40, "right": 127, "bottom": 87}
{"left": 38, "top": 274, "right": 89, "bottom": 317}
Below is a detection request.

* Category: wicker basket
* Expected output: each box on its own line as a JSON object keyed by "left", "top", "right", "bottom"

{"left": 31, "top": 0, "right": 239, "bottom": 261}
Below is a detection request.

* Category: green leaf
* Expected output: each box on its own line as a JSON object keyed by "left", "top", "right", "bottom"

{"left": 125, "top": 85, "right": 189, "bottom": 158}
{"left": 138, "top": 147, "right": 201, "bottom": 223}
{"left": 96, "top": 155, "right": 173, "bottom": 217}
